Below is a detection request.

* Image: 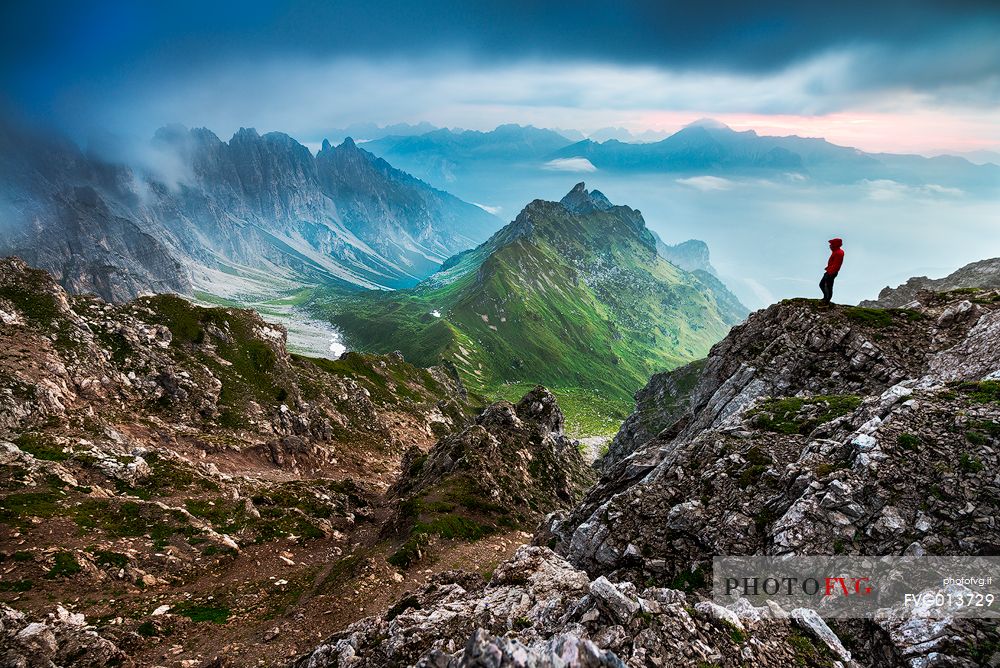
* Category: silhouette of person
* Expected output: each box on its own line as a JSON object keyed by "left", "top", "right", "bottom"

{"left": 820, "top": 238, "right": 844, "bottom": 304}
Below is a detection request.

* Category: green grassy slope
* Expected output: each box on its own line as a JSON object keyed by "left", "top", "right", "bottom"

{"left": 308, "top": 186, "right": 747, "bottom": 435}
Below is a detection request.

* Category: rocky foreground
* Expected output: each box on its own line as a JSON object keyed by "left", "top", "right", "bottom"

{"left": 297, "top": 290, "right": 1000, "bottom": 667}
{"left": 0, "top": 257, "right": 592, "bottom": 666}
{"left": 2, "top": 256, "right": 1000, "bottom": 667}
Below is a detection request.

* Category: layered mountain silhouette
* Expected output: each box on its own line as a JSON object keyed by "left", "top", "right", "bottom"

{"left": 0, "top": 120, "right": 500, "bottom": 302}
{"left": 550, "top": 119, "right": 1000, "bottom": 187}
{"left": 309, "top": 183, "right": 747, "bottom": 415}
{"left": 366, "top": 119, "right": 1000, "bottom": 192}
{"left": 363, "top": 124, "right": 581, "bottom": 186}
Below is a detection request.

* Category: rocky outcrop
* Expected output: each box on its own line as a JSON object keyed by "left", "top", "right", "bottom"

{"left": 0, "top": 604, "right": 130, "bottom": 668}
{"left": 385, "top": 387, "right": 595, "bottom": 569}
{"left": 862, "top": 257, "right": 1000, "bottom": 308}
{"left": 541, "top": 292, "right": 1000, "bottom": 666}
{"left": 560, "top": 182, "right": 614, "bottom": 214}
{"left": 294, "top": 546, "right": 852, "bottom": 668}
{"left": 297, "top": 290, "right": 1000, "bottom": 667}
{"left": 655, "top": 238, "right": 716, "bottom": 275}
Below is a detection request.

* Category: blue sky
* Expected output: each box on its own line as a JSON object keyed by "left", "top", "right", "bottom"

{"left": 2, "top": 1, "right": 999, "bottom": 153}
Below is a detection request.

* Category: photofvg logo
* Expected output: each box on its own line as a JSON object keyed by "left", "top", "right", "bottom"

{"left": 724, "top": 574, "right": 872, "bottom": 598}
{"left": 713, "top": 556, "right": 1000, "bottom": 619}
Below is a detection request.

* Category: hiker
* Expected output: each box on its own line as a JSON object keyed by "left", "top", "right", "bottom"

{"left": 820, "top": 238, "right": 844, "bottom": 303}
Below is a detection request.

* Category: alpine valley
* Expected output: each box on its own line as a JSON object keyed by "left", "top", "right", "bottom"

{"left": 308, "top": 183, "right": 747, "bottom": 435}
{"left": 0, "top": 117, "right": 748, "bottom": 435}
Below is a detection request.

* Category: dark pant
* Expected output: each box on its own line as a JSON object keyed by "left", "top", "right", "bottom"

{"left": 820, "top": 272, "right": 837, "bottom": 302}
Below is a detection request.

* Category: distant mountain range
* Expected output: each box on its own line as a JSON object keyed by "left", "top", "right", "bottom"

{"left": 308, "top": 183, "right": 747, "bottom": 427}
{"left": 364, "top": 124, "right": 576, "bottom": 187}
{"left": 317, "top": 121, "right": 440, "bottom": 145}
{"left": 365, "top": 119, "right": 1000, "bottom": 193}
{"left": 0, "top": 121, "right": 500, "bottom": 302}
{"left": 552, "top": 119, "right": 1000, "bottom": 187}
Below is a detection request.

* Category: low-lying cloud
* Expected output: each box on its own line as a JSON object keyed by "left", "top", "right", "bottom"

{"left": 473, "top": 202, "right": 502, "bottom": 214}
{"left": 543, "top": 157, "right": 597, "bottom": 172}
{"left": 676, "top": 176, "right": 735, "bottom": 192}
{"left": 863, "top": 179, "right": 965, "bottom": 201}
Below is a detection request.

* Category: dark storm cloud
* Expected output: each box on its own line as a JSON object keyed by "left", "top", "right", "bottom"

{"left": 2, "top": 1, "right": 998, "bottom": 103}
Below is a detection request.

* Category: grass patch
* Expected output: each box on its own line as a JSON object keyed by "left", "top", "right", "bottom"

{"left": 960, "top": 381, "right": 1000, "bottom": 404}
{"left": 90, "top": 549, "right": 129, "bottom": 569}
{"left": 842, "top": 307, "right": 893, "bottom": 328}
{"left": 786, "top": 630, "right": 834, "bottom": 666}
{"left": 173, "top": 601, "right": 230, "bottom": 624}
{"left": 966, "top": 430, "right": 987, "bottom": 446}
{"left": 73, "top": 499, "right": 197, "bottom": 548}
{"left": 387, "top": 533, "right": 431, "bottom": 569}
{"left": 0, "top": 490, "right": 63, "bottom": 527}
{"left": 46, "top": 551, "right": 81, "bottom": 578}
{"left": 13, "top": 433, "right": 67, "bottom": 461}
{"left": 388, "top": 513, "right": 496, "bottom": 570}
{"left": 959, "top": 453, "right": 985, "bottom": 474}
{"left": 136, "top": 620, "right": 161, "bottom": 637}
{"left": 747, "top": 395, "right": 861, "bottom": 435}
{"left": 0, "top": 579, "right": 33, "bottom": 592}
{"left": 723, "top": 619, "right": 745, "bottom": 644}
{"left": 897, "top": 433, "right": 921, "bottom": 450}
{"left": 670, "top": 566, "right": 707, "bottom": 593}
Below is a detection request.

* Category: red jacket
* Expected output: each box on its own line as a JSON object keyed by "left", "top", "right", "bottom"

{"left": 826, "top": 238, "right": 844, "bottom": 274}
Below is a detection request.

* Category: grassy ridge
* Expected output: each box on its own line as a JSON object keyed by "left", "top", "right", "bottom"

{"left": 308, "top": 196, "right": 746, "bottom": 435}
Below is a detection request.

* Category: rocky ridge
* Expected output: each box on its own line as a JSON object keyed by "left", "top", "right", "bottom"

{"left": 385, "top": 387, "right": 595, "bottom": 569}
{"left": 862, "top": 257, "right": 1000, "bottom": 308}
{"left": 298, "top": 290, "right": 1000, "bottom": 667}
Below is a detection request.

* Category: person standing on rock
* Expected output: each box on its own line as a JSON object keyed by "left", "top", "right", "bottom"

{"left": 820, "top": 238, "right": 844, "bottom": 304}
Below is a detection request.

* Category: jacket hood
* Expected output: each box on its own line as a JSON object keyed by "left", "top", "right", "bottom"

{"left": 829, "top": 238, "right": 843, "bottom": 248}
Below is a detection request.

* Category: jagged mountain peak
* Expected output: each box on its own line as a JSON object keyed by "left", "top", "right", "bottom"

{"left": 559, "top": 181, "right": 614, "bottom": 214}
{"left": 0, "top": 120, "right": 501, "bottom": 300}
{"left": 230, "top": 126, "right": 261, "bottom": 141}
{"left": 340, "top": 136, "right": 358, "bottom": 149}
{"left": 321, "top": 138, "right": 332, "bottom": 152}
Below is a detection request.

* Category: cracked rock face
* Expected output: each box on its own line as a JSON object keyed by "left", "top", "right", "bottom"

{"left": 542, "top": 292, "right": 1000, "bottom": 666}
